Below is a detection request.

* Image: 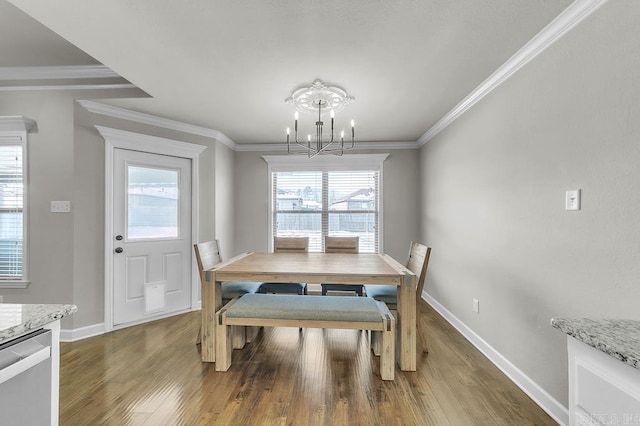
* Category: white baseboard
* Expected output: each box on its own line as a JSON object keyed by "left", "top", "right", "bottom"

{"left": 60, "top": 322, "right": 105, "bottom": 342}
{"left": 60, "top": 304, "right": 202, "bottom": 342}
{"left": 422, "top": 291, "right": 569, "bottom": 426}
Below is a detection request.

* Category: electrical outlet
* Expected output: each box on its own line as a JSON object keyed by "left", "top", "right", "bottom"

{"left": 473, "top": 298, "right": 479, "bottom": 314}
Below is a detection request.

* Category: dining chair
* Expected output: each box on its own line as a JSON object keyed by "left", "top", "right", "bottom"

{"left": 257, "top": 236, "right": 309, "bottom": 295}
{"left": 365, "top": 241, "right": 431, "bottom": 352}
{"left": 194, "top": 240, "right": 263, "bottom": 303}
{"left": 193, "top": 240, "right": 263, "bottom": 345}
{"left": 321, "top": 236, "right": 363, "bottom": 296}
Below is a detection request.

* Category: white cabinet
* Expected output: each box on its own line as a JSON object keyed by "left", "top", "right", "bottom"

{"left": 568, "top": 337, "right": 640, "bottom": 426}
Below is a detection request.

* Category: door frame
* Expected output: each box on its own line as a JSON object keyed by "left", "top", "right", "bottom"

{"left": 97, "top": 126, "right": 206, "bottom": 332}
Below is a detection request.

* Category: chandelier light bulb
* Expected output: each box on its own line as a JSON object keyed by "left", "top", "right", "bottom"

{"left": 340, "top": 130, "right": 345, "bottom": 139}
{"left": 307, "top": 134, "right": 311, "bottom": 142}
{"left": 286, "top": 127, "right": 290, "bottom": 135}
{"left": 351, "top": 119, "right": 355, "bottom": 128}
{"left": 330, "top": 109, "right": 335, "bottom": 119}
{"left": 294, "top": 111, "right": 299, "bottom": 120}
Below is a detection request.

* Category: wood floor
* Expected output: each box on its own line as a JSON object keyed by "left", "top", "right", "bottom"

{"left": 59, "top": 302, "right": 557, "bottom": 425}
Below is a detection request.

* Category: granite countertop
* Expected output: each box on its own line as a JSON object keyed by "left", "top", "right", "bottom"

{"left": 551, "top": 318, "right": 640, "bottom": 370}
{"left": 0, "top": 303, "right": 77, "bottom": 344}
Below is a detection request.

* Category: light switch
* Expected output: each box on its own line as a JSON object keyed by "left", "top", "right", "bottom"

{"left": 565, "top": 190, "right": 581, "bottom": 211}
{"left": 51, "top": 200, "right": 71, "bottom": 213}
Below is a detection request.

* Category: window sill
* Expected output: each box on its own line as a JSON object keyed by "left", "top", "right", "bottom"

{"left": 0, "top": 280, "right": 30, "bottom": 289}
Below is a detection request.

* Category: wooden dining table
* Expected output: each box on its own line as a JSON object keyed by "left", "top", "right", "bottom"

{"left": 201, "top": 251, "right": 418, "bottom": 371}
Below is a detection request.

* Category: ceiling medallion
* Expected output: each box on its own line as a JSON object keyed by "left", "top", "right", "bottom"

{"left": 285, "top": 79, "right": 356, "bottom": 158}
{"left": 285, "top": 79, "right": 355, "bottom": 114}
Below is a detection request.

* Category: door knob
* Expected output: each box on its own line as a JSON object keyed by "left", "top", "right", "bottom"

{"left": 115, "top": 247, "right": 123, "bottom": 254}
{"left": 115, "top": 235, "right": 123, "bottom": 241}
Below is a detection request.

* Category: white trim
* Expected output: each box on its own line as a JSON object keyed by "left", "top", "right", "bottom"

{"left": 0, "top": 65, "right": 120, "bottom": 80}
{"left": 79, "top": 100, "right": 237, "bottom": 150}
{"left": 417, "top": 0, "right": 609, "bottom": 146}
{"left": 236, "top": 141, "right": 419, "bottom": 152}
{"left": 96, "top": 126, "right": 207, "bottom": 158}
{"left": 262, "top": 153, "right": 390, "bottom": 171}
{"left": 60, "top": 322, "right": 105, "bottom": 342}
{"left": 422, "top": 291, "right": 569, "bottom": 425}
{"left": 0, "top": 281, "right": 29, "bottom": 289}
{"left": 0, "top": 116, "right": 37, "bottom": 132}
{"left": 0, "top": 84, "right": 137, "bottom": 92}
{"left": 97, "top": 126, "right": 205, "bottom": 332}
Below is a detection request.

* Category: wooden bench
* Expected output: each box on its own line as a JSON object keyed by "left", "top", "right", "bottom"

{"left": 215, "top": 293, "right": 396, "bottom": 380}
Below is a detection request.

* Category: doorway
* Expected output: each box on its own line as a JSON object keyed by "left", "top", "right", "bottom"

{"left": 112, "top": 149, "right": 191, "bottom": 326}
{"left": 99, "top": 126, "right": 205, "bottom": 331}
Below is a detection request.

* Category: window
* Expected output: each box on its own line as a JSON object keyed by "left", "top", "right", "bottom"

{"left": 0, "top": 117, "right": 33, "bottom": 287}
{"left": 127, "top": 165, "right": 179, "bottom": 240}
{"left": 266, "top": 154, "right": 388, "bottom": 253}
{"left": 0, "top": 139, "right": 25, "bottom": 281}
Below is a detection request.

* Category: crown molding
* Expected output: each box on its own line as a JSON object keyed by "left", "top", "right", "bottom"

{"left": 80, "top": 99, "right": 417, "bottom": 152}
{"left": 0, "top": 83, "right": 136, "bottom": 92}
{"left": 78, "top": 100, "right": 237, "bottom": 150}
{"left": 236, "top": 140, "right": 419, "bottom": 152}
{"left": 0, "top": 65, "right": 120, "bottom": 80}
{"left": 417, "top": 0, "right": 609, "bottom": 146}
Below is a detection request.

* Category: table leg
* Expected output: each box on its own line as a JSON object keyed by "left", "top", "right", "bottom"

{"left": 397, "top": 271, "right": 417, "bottom": 371}
{"left": 201, "top": 270, "right": 222, "bottom": 362}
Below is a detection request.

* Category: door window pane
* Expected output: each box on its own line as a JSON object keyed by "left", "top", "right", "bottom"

{"left": 127, "top": 166, "right": 179, "bottom": 240}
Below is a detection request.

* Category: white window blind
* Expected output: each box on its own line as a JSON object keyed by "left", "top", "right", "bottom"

{"left": 0, "top": 142, "right": 24, "bottom": 279}
{"left": 272, "top": 170, "right": 379, "bottom": 253}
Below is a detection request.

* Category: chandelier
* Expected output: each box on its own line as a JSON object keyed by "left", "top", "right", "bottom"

{"left": 285, "top": 79, "right": 356, "bottom": 157}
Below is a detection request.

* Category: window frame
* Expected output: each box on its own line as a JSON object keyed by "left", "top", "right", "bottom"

{"left": 263, "top": 154, "right": 389, "bottom": 253}
{"left": 0, "top": 117, "right": 35, "bottom": 288}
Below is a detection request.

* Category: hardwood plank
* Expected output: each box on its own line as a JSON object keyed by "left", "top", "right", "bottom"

{"left": 59, "top": 301, "right": 558, "bottom": 425}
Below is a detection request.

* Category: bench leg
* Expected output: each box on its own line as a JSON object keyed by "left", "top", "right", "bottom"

{"left": 232, "top": 326, "right": 246, "bottom": 349}
{"left": 215, "top": 311, "right": 232, "bottom": 372}
{"left": 380, "top": 315, "right": 396, "bottom": 381}
{"left": 245, "top": 326, "right": 261, "bottom": 343}
{"left": 371, "top": 330, "right": 381, "bottom": 356}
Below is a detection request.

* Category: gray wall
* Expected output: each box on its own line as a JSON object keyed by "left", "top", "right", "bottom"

{"left": 0, "top": 91, "right": 76, "bottom": 312}
{"left": 234, "top": 149, "right": 420, "bottom": 261}
{"left": 0, "top": 89, "right": 222, "bottom": 330}
{"left": 215, "top": 143, "right": 235, "bottom": 259}
{"left": 419, "top": 1, "right": 640, "bottom": 406}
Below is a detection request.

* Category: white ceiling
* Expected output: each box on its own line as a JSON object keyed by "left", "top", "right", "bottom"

{"left": 2, "top": 0, "right": 573, "bottom": 145}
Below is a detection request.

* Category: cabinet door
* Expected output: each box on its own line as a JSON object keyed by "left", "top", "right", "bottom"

{"left": 568, "top": 338, "right": 640, "bottom": 426}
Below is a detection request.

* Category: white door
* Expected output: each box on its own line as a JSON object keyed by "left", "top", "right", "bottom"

{"left": 112, "top": 148, "right": 192, "bottom": 327}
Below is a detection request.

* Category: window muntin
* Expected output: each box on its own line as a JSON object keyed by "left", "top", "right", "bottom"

{"left": 273, "top": 170, "right": 379, "bottom": 253}
{"left": 0, "top": 144, "right": 24, "bottom": 279}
